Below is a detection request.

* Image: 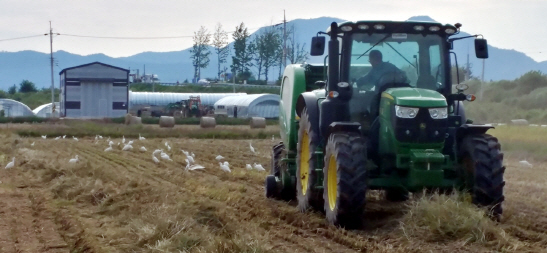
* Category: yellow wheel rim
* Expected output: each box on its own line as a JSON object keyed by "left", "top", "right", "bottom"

{"left": 300, "top": 131, "right": 310, "bottom": 195}
{"left": 327, "top": 154, "right": 338, "bottom": 211}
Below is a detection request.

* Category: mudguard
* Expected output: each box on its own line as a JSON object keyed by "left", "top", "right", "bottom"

{"left": 296, "top": 92, "right": 321, "bottom": 143}
{"left": 456, "top": 124, "right": 494, "bottom": 140}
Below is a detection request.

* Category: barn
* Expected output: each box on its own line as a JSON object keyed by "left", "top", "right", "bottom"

{"left": 59, "top": 62, "right": 129, "bottom": 118}
{"left": 213, "top": 94, "right": 280, "bottom": 119}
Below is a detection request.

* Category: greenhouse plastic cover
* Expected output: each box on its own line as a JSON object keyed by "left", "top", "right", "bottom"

{"left": 129, "top": 91, "right": 246, "bottom": 107}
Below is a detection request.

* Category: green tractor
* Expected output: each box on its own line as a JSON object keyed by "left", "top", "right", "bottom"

{"left": 265, "top": 20, "right": 505, "bottom": 228}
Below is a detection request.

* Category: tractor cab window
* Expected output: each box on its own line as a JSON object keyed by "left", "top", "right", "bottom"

{"left": 347, "top": 32, "right": 447, "bottom": 131}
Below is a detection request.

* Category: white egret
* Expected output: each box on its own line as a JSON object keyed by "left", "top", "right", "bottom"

{"left": 223, "top": 161, "right": 229, "bottom": 167}
{"left": 246, "top": 164, "right": 252, "bottom": 170}
{"left": 73, "top": 136, "right": 78, "bottom": 141}
{"left": 41, "top": 135, "right": 47, "bottom": 139}
{"left": 69, "top": 155, "right": 79, "bottom": 163}
{"left": 139, "top": 134, "right": 145, "bottom": 141}
{"left": 191, "top": 152, "right": 195, "bottom": 158}
{"left": 127, "top": 140, "right": 134, "bottom": 145}
{"left": 122, "top": 144, "right": 133, "bottom": 151}
{"left": 31, "top": 142, "right": 35, "bottom": 147}
{"left": 253, "top": 163, "right": 265, "bottom": 171}
{"left": 186, "top": 155, "right": 195, "bottom": 165}
{"left": 95, "top": 135, "right": 98, "bottom": 141}
{"left": 122, "top": 135, "right": 126, "bottom": 144}
{"left": 219, "top": 162, "right": 231, "bottom": 172}
{"left": 140, "top": 146, "right": 147, "bottom": 152}
{"left": 108, "top": 141, "right": 114, "bottom": 146}
{"left": 104, "top": 144, "right": 113, "bottom": 152}
{"left": 181, "top": 150, "right": 189, "bottom": 156}
{"left": 55, "top": 136, "right": 61, "bottom": 140}
{"left": 188, "top": 164, "right": 205, "bottom": 171}
{"left": 160, "top": 152, "right": 172, "bottom": 161}
{"left": 215, "top": 155, "right": 224, "bottom": 161}
{"left": 249, "top": 142, "right": 255, "bottom": 153}
{"left": 519, "top": 160, "right": 533, "bottom": 168}
{"left": 272, "top": 135, "right": 275, "bottom": 141}
{"left": 152, "top": 155, "right": 160, "bottom": 164}
{"left": 5, "top": 158, "right": 15, "bottom": 169}
{"left": 167, "top": 144, "right": 171, "bottom": 151}
{"left": 98, "top": 135, "right": 103, "bottom": 139}
{"left": 165, "top": 141, "right": 169, "bottom": 147}
{"left": 63, "top": 135, "right": 66, "bottom": 139}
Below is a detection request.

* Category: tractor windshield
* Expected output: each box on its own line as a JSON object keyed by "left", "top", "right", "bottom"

{"left": 349, "top": 32, "right": 447, "bottom": 92}
{"left": 347, "top": 32, "right": 448, "bottom": 130}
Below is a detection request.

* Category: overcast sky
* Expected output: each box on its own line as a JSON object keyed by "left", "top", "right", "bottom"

{"left": 1, "top": 0, "right": 545, "bottom": 62}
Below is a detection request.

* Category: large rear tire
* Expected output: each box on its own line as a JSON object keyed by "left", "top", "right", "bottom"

{"left": 296, "top": 108, "right": 323, "bottom": 211}
{"left": 460, "top": 134, "right": 505, "bottom": 220}
{"left": 323, "top": 133, "right": 367, "bottom": 228}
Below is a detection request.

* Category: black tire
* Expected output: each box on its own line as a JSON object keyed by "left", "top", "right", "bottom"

{"left": 385, "top": 189, "right": 409, "bottom": 202}
{"left": 270, "top": 142, "right": 295, "bottom": 200}
{"left": 323, "top": 133, "right": 367, "bottom": 228}
{"left": 296, "top": 108, "right": 323, "bottom": 211}
{"left": 265, "top": 175, "right": 277, "bottom": 198}
{"left": 459, "top": 134, "right": 505, "bottom": 220}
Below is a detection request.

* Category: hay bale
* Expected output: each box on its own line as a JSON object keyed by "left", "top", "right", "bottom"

{"left": 510, "top": 119, "right": 529, "bottom": 126}
{"left": 124, "top": 113, "right": 132, "bottom": 125}
{"left": 129, "top": 116, "right": 142, "bottom": 125}
{"left": 250, "top": 117, "right": 266, "bottom": 129}
{"left": 159, "top": 116, "right": 175, "bottom": 128}
{"left": 200, "top": 117, "right": 216, "bottom": 128}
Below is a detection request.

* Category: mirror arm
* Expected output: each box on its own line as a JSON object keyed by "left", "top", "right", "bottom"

{"left": 448, "top": 34, "right": 482, "bottom": 43}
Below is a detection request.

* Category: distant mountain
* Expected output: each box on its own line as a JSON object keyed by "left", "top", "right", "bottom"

{"left": 0, "top": 16, "right": 546, "bottom": 90}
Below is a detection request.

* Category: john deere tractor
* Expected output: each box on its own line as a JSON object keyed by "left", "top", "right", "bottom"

{"left": 265, "top": 20, "right": 505, "bottom": 228}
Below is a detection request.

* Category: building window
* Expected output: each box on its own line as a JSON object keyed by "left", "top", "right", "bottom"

{"left": 65, "top": 101, "right": 81, "bottom": 109}
{"left": 217, "top": 105, "right": 225, "bottom": 109}
{"left": 112, "top": 102, "right": 127, "bottom": 110}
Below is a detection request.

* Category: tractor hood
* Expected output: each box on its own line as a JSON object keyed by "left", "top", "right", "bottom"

{"left": 385, "top": 88, "right": 447, "bottom": 107}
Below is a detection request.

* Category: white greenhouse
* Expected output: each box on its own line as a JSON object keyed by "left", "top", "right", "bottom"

{"left": 33, "top": 102, "right": 60, "bottom": 118}
{"left": 0, "top": 99, "right": 35, "bottom": 117}
{"left": 214, "top": 94, "right": 280, "bottom": 119}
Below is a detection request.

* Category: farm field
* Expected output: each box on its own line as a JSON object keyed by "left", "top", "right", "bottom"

{"left": 0, "top": 124, "right": 546, "bottom": 252}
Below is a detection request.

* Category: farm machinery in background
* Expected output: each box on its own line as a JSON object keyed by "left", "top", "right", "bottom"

{"left": 137, "top": 96, "right": 214, "bottom": 118}
{"left": 265, "top": 20, "right": 505, "bottom": 228}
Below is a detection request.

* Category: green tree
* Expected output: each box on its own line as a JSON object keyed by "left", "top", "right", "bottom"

{"left": 8, "top": 84, "right": 17, "bottom": 94}
{"left": 287, "top": 25, "right": 309, "bottom": 65}
{"left": 18, "top": 80, "right": 38, "bottom": 93}
{"left": 258, "top": 28, "right": 282, "bottom": 83}
{"left": 190, "top": 26, "right": 212, "bottom": 83}
{"left": 212, "top": 23, "right": 230, "bottom": 80}
{"left": 231, "top": 23, "right": 252, "bottom": 77}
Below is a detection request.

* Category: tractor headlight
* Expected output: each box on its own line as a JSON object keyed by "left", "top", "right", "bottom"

{"left": 428, "top": 107, "right": 448, "bottom": 119}
{"left": 395, "top": 105, "right": 419, "bottom": 119}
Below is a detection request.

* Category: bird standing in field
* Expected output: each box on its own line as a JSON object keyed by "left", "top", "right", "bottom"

{"left": 152, "top": 155, "right": 160, "bottom": 164}
{"left": 253, "top": 163, "right": 265, "bottom": 171}
{"left": 31, "top": 142, "right": 35, "bottom": 147}
{"left": 41, "top": 135, "right": 47, "bottom": 139}
{"left": 5, "top": 158, "right": 15, "bottom": 169}
{"left": 246, "top": 164, "right": 252, "bottom": 170}
{"left": 140, "top": 146, "right": 147, "bottom": 152}
{"left": 104, "top": 144, "right": 113, "bottom": 152}
{"left": 127, "top": 140, "right": 134, "bottom": 146}
{"left": 249, "top": 142, "right": 255, "bottom": 153}
{"left": 519, "top": 160, "right": 533, "bottom": 168}
{"left": 122, "top": 135, "right": 126, "bottom": 144}
{"left": 122, "top": 144, "right": 133, "bottom": 151}
{"left": 219, "top": 162, "right": 231, "bottom": 172}
{"left": 139, "top": 134, "right": 145, "bottom": 141}
{"left": 160, "top": 152, "right": 172, "bottom": 161}
{"left": 186, "top": 155, "right": 195, "bottom": 165}
{"left": 69, "top": 155, "right": 79, "bottom": 163}
{"left": 109, "top": 140, "right": 114, "bottom": 146}
{"left": 73, "top": 136, "right": 78, "bottom": 141}
{"left": 215, "top": 155, "right": 224, "bottom": 161}
{"left": 187, "top": 164, "right": 205, "bottom": 171}
{"left": 181, "top": 150, "right": 189, "bottom": 156}
{"left": 63, "top": 135, "right": 66, "bottom": 139}
{"left": 55, "top": 136, "right": 61, "bottom": 140}
{"left": 223, "top": 161, "right": 229, "bottom": 167}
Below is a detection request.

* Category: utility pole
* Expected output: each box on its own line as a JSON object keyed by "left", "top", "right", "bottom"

{"left": 46, "top": 21, "right": 59, "bottom": 117}
{"left": 283, "top": 10, "right": 287, "bottom": 69}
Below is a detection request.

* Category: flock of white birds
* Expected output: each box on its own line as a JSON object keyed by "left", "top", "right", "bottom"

{"left": 4, "top": 134, "right": 268, "bottom": 174}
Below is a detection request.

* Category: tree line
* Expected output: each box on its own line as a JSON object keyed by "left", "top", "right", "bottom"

{"left": 190, "top": 22, "right": 309, "bottom": 85}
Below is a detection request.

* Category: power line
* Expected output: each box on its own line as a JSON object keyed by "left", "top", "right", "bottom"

{"left": 61, "top": 34, "right": 193, "bottom": 39}
{"left": 0, "top": 34, "right": 45, "bottom": 42}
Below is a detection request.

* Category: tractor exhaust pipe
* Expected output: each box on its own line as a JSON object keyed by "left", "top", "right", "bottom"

{"left": 328, "top": 22, "right": 339, "bottom": 92}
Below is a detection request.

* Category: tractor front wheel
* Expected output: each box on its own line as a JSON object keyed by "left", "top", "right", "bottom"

{"left": 296, "top": 108, "right": 323, "bottom": 211}
{"left": 323, "top": 133, "right": 367, "bottom": 228}
{"left": 459, "top": 134, "right": 505, "bottom": 220}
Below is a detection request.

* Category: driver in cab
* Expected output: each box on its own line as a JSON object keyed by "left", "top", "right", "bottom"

{"left": 356, "top": 50, "right": 405, "bottom": 90}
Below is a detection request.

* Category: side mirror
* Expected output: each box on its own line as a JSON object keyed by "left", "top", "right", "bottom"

{"left": 475, "top": 38, "right": 489, "bottom": 59}
{"left": 310, "top": 36, "right": 325, "bottom": 56}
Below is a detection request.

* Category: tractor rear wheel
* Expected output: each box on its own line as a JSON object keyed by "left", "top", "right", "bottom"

{"left": 323, "top": 133, "right": 367, "bottom": 228}
{"left": 296, "top": 108, "right": 323, "bottom": 211}
{"left": 460, "top": 134, "right": 505, "bottom": 220}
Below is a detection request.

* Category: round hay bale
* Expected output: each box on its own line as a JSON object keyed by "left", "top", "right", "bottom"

{"left": 128, "top": 116, "right": 142, "bottom": 125}
{"left": 250, "top": 117, "right": 266, "bottom": 129}
{"left": 510, "top": 119, "right": 529, "bottom": 126}
{"left": 124, "top": 113, "right": 132, "bottom": 125}
{"left": 159, "top": 116, "right": 175, "bottom": 128}
{"left": 200, "top": 117, "right": 216, "bottom": 128}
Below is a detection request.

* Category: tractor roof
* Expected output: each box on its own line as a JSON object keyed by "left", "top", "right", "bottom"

{"left": 326, "top": 20, "right": 458, "bottom": 36}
